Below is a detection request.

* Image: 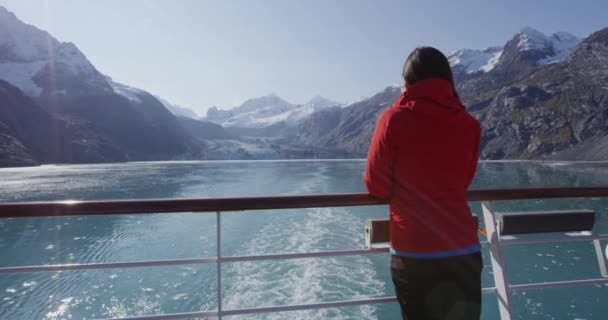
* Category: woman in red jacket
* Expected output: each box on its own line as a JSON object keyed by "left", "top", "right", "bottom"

{"left": 365, "top": 47, "right": 482, "bottom": 320}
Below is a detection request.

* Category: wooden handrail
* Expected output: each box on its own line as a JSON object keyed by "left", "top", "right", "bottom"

{"left": 0, "top": 186, "right": 608, "bottom": 218}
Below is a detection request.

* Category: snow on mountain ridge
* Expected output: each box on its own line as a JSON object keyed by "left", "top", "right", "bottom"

{"left": 448, "top": 47, "right": 503, "bottom": 74}
{"left": 55, "top": 42, "right": 98, "bottom": 75}
{"left": 0, "top": 61, "right": 46, "bottom": 96}
{"left": 0, "top": 6, "right": 58, "bottom": 62}
{"left": 540, "top": 31, "right": 582, "bottom": 65}
{"left": 105, "top": 76, "right": 199, "bottom": 118}
{"left": 105, "top": 76, "right": 144, "bottom": 103}
{"left": 449, "top": 27, "right": 581, "bottom": 73}
{"left": 0, "top": 6, "right": 109, "bottom": 96}
{"left": 517, "top": 27, "right": 551, "bottom": 51}
{"left": 514, "top": 27, "right": 581, "bottom": 65}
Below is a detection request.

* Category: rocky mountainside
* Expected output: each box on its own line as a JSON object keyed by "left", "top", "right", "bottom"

{"left": 293, "top": 86, "right": 400, "bottom": 155}
{"left": 486, "top": 27, "right": 608, "bottom": 160}
{"left": 0, "top": 80, "right": 125, "bottom": 166}
{"left": 289, "top": 27, "right": 608, "bottom": 161}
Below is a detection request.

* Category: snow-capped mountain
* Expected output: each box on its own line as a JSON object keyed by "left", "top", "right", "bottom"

{"left": 0, "top": 6, "right": 202, "bottom": 165}
{"left": 449, "top": 27, "right": 581, "bottom": 74}
{"left": 205, "top": 94, "right": 341, "bottom": 129}
{"left": 0, "top": 6, "right": 110, "bottom": 97}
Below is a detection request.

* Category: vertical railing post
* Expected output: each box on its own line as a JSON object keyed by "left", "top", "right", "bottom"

{"left": 593, "top": 239, "right": 608, "bottom": 278}
{"left": 482, "top": 201, "right": 513, "bottom": 320}
{"left": 216, "top": 211, "right": 223, "bottom": 320}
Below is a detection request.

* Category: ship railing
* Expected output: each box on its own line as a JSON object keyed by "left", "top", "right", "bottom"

{"left": 0, "top": 186, "right": 608, "bottom": 320}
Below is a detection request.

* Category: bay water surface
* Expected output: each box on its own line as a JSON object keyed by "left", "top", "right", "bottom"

{"left": 1, "top": 160, "right": 607, "bottom": 319}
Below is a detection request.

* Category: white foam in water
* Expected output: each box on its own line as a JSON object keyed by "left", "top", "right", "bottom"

{"left": 44, "top": 297, "right": 74, "bottom": 320}
{"left": 222, "top": 207, "right": 385, "bottom": 319}
{"left": 172, "top": 293, "right": 188, "bottom": 300}
{"left": 104, "top": 295, "right": 161, "bottom": 318}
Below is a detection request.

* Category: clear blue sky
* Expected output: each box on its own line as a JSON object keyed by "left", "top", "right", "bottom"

{"left": 1, "top": 0, "right": 607, "bottom": 115}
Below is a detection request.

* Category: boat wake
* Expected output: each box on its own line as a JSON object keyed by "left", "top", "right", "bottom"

{"left": 221, "top": 207, "right": 386, "bottom": 319}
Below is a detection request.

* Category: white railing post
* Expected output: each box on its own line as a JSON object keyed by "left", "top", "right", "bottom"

{"left": 216, "top": 211, "right": 223, "bottom": 320}
{"left": 482, "top": 201, "right": 513, "bottom": 320}
{"left": 593, "top": 239, "right": 608, "bottom": 278}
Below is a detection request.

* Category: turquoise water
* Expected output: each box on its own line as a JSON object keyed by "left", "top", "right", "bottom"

{"left": 0, "top": 160, "right": 607, "bottom": 319}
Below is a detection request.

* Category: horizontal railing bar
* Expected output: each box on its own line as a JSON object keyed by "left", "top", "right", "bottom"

{"left": 500, "top": 234, "right": 608, "bottom": 246}
{"left": 221, "top": 296, "right": 397, "bottom": 316}
{"left": 466, "top": 186, "right": 608, "bottom": 202}
{"left": 0, "top": 193, "right": 384, "bottom": 218}
{"left": 5, "top": 234, "right": 606, "bottom": 275}
{"left": 1, "top": 186, "right": 608, "bottom": 218}
{"left": 222, "top": 247, "right": 390, "bottom": 263}
{"left": 0, "top": 249, "right": 391, "bottom": 275}
{"left": 510, "top": 277, "right": 608, "bottom": 291}
{"left": 0, "top": 257, "right": 217, "bottom": 274}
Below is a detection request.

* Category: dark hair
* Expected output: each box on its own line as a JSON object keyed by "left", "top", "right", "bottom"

{"left": 402, "top": 46, "right": 459, "bottom": 99}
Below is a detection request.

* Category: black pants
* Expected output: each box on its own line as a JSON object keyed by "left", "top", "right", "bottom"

{"left": 390, "top": 252, "right": 482, "bottom": 320}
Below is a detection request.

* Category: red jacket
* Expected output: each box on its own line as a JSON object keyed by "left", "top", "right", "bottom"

{"left": 364, "top": 78, "right": 481, "bottom": 257}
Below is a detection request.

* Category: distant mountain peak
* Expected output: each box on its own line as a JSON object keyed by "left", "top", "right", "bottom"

{"left": 203, "top": 93, "right": 343, "bottom": 129}
{"left": 239, "top": 94, "right": 293, "bottom": 111}
{"left": 0, "top": 6, "right": 57, "bottom": 63}
{"left": 449, "top": 27, "right": 582, "bottom": 74}
{"left": 515, "top": 27, "right": 552, "bottom": 51}
{"left": 518, "top": 26, "right": 544, "bottom": 36}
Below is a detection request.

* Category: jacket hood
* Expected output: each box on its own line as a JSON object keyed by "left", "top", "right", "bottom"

{"left": 393, "top": 78, "right": 463, "bottom": 111}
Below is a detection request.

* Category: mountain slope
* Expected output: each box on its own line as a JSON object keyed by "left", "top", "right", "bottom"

{"left": 292, "top": 86, "right": 400, "bottom": 155}
{"left": 0, "top": 80, "right": 126, "bottom": 167}
{"left": 155, "top": 95, "right": 199, "bottom": 118}
{"left": 0, "top": 6, "right": 202, "bottom": 164}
